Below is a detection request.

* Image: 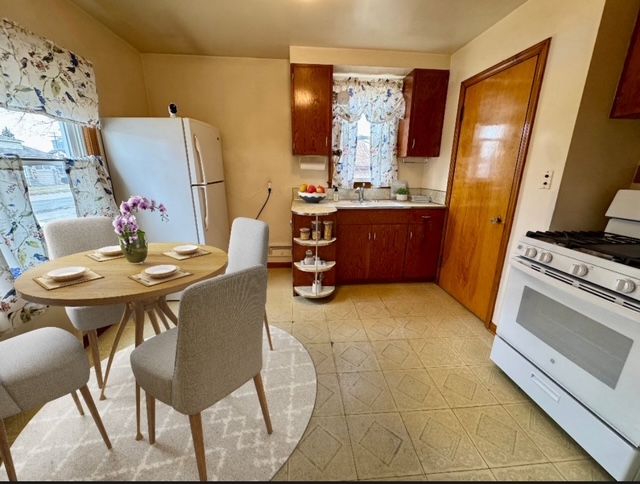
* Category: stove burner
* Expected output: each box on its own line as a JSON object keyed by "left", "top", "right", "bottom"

{"left": 526, "top": 231, "right": 640, "bottom": 269}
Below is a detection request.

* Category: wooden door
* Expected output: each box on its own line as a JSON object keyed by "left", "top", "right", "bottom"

{"left": 291, "top": 64, "right": 333, "bottom": 155}
{"left": 337, "top": 224, "right": 371, "bottom": 283}
{"left": 439, "top": 40, "right": 550, "bottom": 324}
{"left": 369, "top": 224, "right": 408, "bottom": 281}
{"left": 404, "top": 211, "right": 445, "bottom": 281}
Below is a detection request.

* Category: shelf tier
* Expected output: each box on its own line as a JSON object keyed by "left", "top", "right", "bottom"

{"left": 293, "top": 237, "right": 337, "bottom": 247}
{"left": 294, "top": 285, "right": 336, "bottom": 299}
{"left": 294, "top": 261, "right": 336, "bottom": 273}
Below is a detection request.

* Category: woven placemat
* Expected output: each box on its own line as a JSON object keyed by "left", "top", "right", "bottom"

{"left": 163, "top": 248, "right": 211, "bottom": 261}
{"left": 86, "top": 251, "right": 125, "bottom": 262}
{"left": 35, "top": 270, "right": 104, "bottom": 290}
{"left": 129, "top": 269, "right": 192, "bottom": 287}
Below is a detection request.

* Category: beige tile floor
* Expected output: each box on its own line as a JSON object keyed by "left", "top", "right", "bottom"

{"left": 4, "top": 269, "right": 613, "bottom": 481}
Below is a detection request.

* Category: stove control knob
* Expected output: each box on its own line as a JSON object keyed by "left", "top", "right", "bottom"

{"left": 524, "top": 247, "right": 538, "bottom": 258}
{"left": 571, "top": 264, "right": 588, "bottom": 277}
{"left": 615, "top": 279, "right": 637, "bottom": 294}
{"left": 539, "top": 252, "right": 553, "bottom": 263}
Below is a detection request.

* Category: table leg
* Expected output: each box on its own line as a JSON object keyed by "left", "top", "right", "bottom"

{"left": 134, "top": 302, "right": 145, "bottom": 441}
{"left": 158, "top": 297, "right": 179, "bottom": 326}
{"left": 100, "top": 303, "right": 132, "bottom": 400}
{"left": 147, "top": 309, "right": 161, "bottom": 336}
{"left": 154, "top": 306, "right": 171, "bottom": 330}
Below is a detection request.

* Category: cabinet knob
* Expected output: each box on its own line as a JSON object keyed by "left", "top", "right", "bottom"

{"left": 409, "top": 231, "right": 413, "bottom": 240}
{"left": 411, "top": 138, "right": 416, "bottom": 149}
{"left": 325, "top": 136, "right": 328, "bottom": 146}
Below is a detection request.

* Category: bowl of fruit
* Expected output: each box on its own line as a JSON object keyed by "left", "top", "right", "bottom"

{"left": 298, "top": 184, "right": 327, "bottom": 203}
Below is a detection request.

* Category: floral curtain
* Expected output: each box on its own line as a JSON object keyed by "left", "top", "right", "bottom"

{"left": 332, "top": 78, "right": 405, "bottom": 188}
{"left": 0, "top": 157, "right": 48, "bottom": 335}
{"left": 0, "top": 18, "right": 99, "bottom": 126}
{"left": 65, "top": 155, "right": 118, "bottom": 217}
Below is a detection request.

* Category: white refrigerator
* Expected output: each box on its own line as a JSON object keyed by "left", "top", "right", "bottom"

{"left": 101, "top": 117, "right": 230, "bottom": 251}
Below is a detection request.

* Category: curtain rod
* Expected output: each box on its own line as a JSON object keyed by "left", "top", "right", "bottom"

{"left": 333, "top": 73, "right": 405, "bottom": 80}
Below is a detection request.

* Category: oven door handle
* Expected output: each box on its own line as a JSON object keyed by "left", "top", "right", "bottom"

{"left": 530, "top": 372, "right": 560, "bottom": 403}
{"left": 510, "top": 259, "right": 638, "bottom": 320}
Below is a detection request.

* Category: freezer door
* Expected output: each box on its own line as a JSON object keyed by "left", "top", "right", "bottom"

{"left": 192, "top": 182, "right": 230, "bottom": 251}
{"left": 183, "top": 118, "right": 225, "bottom": 184}
{"left": 101, "top": 117, "right": 200, "bottom": 244}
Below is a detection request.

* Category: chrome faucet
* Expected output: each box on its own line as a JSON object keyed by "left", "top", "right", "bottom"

{"left": 355, "top": 186, "right": 365, "bottom": 203}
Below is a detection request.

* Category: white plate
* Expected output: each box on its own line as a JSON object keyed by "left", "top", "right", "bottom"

{"left": 98, "top": 245, "right": 122, "bottom": 256}
{"left": 144, "top": 264, "right": 178, "bottom": 279}
{"left": 173, "top": 244, "right": 199, "bottom": 255}
{"left": 47, "top": 266, "right": 87, "bottom": 282}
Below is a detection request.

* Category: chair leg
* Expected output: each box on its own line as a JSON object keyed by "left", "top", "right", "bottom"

{"left": 253, "top": 373, "right": 273, "bottom": 434}
{"left": 146, "top": 392, "right": 156, "bottom": 445}
{"left": 70, "top": 390, "right": 85, "bottom": 416}
{"left": 99, "top": 304, "right": 132, "bottom": 400}
{"left": 189, "top": 413, "right": 207, "bottom": 481}
{"left": 78, "top": 386, "right": 112, "bottom": 450}
{"left": 0, "top": 419, "right": 17, "bottom": 481}
{"left": 87, "top": 330, "right": 104, "bottom": 389}
{"left": 264, "top": 310, "right": 274, "bottom": 351}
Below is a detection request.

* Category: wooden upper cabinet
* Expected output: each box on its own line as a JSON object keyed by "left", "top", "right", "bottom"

{"left": 291, "top": 64, "right": 333, "bottom": 155}
{"left": 612, "top": 10, "right": 640, "bottom": 118}
{"left": 397, "top": 69, "right": 449, "bottom": 157}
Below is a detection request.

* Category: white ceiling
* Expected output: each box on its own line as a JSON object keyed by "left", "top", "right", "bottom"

{"left": 71, "top": 0, "right": 526, "bottom": 58}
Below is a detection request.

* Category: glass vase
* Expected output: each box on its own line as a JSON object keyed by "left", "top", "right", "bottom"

{"left": 119, "top": 231, "right": 148, "bottom": 263}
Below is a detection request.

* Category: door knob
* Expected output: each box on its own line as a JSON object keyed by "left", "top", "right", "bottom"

{"left": 490, "top": 217, "right": 503, "bottom": 225}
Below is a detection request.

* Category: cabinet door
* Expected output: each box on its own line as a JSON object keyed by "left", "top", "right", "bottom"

{"left": 398, "top": 69, "right": 449, "bottom": 157}
{"left": 291, "top": 64, "right": 333, "bottom": 155}
{"left": 369, "top": 224, "right": 408, "bottom": 282}
{"left": 337, "top": 225, "right": 371, "bottom": 283}
{"left": 404, "top": 211, "right": 445, "bottom": 281}
{"left": 612, "top": 11, "right": 640, "bottom": 118}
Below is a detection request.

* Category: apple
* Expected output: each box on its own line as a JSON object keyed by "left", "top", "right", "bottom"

{"left": 299, "top": 183, "right": 308, "bottom": 193}
{"left": 307, "top": 185, "right": 317, "bottom": 193}
{"left": 316, "top": 185, "right": 325, "bottom": 193}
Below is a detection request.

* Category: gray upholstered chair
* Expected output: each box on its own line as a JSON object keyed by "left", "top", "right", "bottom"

{"left": 0, "top": 328, "right": 111, "bottom": 481}
{"left": 43, "top": 217, "right": 127, "bottom": 390}
{"left": 226, "top": 217, "right": 273, "bottom": 350}
{"left": 130, "top": 266, "right": 272, "bottom": 481}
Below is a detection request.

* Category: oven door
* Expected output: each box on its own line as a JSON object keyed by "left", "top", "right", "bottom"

{"left": 498, "top": 257, "right": 640, "bottom": 445}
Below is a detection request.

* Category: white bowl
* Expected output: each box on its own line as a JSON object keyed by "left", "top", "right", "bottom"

{"left": 174, "top": 244, "right": 199, "bottom": 255}
{"left": 144, "top": 264, "right": 178, "bottom": 279}
{"left": 298, "top": 191, "right": 327, "bottom": 203}
{"left": 98, "top": 245, "right": 122, "bottom": 256}
{"left": 47, "top": 266, "right": 87, "bottom": 282}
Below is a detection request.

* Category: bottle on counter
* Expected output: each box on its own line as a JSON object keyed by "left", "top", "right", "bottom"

{"left": 333, "top": 186, "right": 339, "bottom": 201}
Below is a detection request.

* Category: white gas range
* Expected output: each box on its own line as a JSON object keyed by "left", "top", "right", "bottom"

{"left": 491, "top": 189, "right": 640, "bottom": 481}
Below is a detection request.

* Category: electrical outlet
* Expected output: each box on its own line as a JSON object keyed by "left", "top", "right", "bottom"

{"left": 539, "top": 169, "right": 554, "bottom": 189}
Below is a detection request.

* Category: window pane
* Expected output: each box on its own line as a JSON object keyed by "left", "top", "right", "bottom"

{"left": 0, "top": 107, "right": 79, "bottom": 223}
{"left": 354, "top": 115, "right": 372, "bottom": 182}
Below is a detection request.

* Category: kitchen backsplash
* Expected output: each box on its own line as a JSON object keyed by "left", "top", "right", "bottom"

{"left": 291, "top": 187, "right": 447, "bottom": 204}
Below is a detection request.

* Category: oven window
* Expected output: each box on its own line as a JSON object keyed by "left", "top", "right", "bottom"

{"left": 516, "top": 286, "right": 633, "bottom": 389}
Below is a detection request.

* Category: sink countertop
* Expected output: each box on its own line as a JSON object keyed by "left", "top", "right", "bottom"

{"left": 291, "top": 198, "right": 446, "bottom": 215}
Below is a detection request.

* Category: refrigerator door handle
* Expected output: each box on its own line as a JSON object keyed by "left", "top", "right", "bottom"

{"left": 194, "top": 134, "right": 207, "bottom": 184}
{"left": 197, "top": 185, "right": 209, "bottom": 230}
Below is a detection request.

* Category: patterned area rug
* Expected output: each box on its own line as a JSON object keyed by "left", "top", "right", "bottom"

{"left": 4, "top": 327, "right": 316, "bottom": 481}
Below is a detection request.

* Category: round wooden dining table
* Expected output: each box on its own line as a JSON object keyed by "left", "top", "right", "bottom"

{"left": 15, "top": 242, "right": 227, "bottom": 440}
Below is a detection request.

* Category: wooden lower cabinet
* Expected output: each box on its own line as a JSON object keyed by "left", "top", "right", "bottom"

{"left": 369, "top": 224, "right": 407, "bottom": 281}
{"left": 335, "top": 208, "right": 445, "bottom": 284}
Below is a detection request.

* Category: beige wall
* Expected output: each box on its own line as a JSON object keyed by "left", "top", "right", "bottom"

{"left": 0, "top": 0, "right": 148, "bottom": 117}
{"left": 422, "top": 0, "right": 606, "bottom": 322}
{"left": 142, "top": 54, "right": 326, "bottom": 249}
{"left": 551, "top": 0, "right": 640, "bottom": 230}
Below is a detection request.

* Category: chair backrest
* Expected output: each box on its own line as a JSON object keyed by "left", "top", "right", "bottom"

{"left": 225, "top": 217, "right": 268, "bottom": 274}
{"left": 43, "top": 216, "right": 117, "bottom": 259}
{"left": 171, "top": 265, "right": 268, "bottom": 415}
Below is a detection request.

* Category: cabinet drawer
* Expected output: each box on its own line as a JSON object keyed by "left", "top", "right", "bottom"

{"left": 408, "top": 208, "right": 446, "bottom": 224}
{"left": 337, "top": 209, "right": 411, "bottom": 225}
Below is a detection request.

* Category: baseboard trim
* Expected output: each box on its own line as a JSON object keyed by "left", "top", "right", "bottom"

{"left": 488, "top": 321, "right": 497, "bottom": 334}
{"left": 268, "top": 262, "right": 292, "bottom": 268}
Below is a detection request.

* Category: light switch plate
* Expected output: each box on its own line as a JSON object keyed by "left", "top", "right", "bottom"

{"left": 539, "top": 169, "right": 554, "bottom": 189}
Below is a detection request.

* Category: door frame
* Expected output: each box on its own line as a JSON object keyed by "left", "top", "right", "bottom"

{"left": 439, "top": 38, "right": 551, "bottom": 329}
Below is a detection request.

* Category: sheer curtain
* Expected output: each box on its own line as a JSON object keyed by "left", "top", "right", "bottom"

{"left": 332, "top": 78, "right": 405, "bottom": 188}
{"left": 65, "top": 155, "right": 118, "bottom": 217}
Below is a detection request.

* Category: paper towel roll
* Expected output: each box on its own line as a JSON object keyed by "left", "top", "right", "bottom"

{"left": 299, "top": 156, "right": 327, "bottom": 171}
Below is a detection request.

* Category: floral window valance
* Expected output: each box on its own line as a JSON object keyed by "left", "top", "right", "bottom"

{"left": 333, "top": 78, "right": 405, "bottom": 124}
{"left": 0, "top": 18, "right": 99, "bottom": 127}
